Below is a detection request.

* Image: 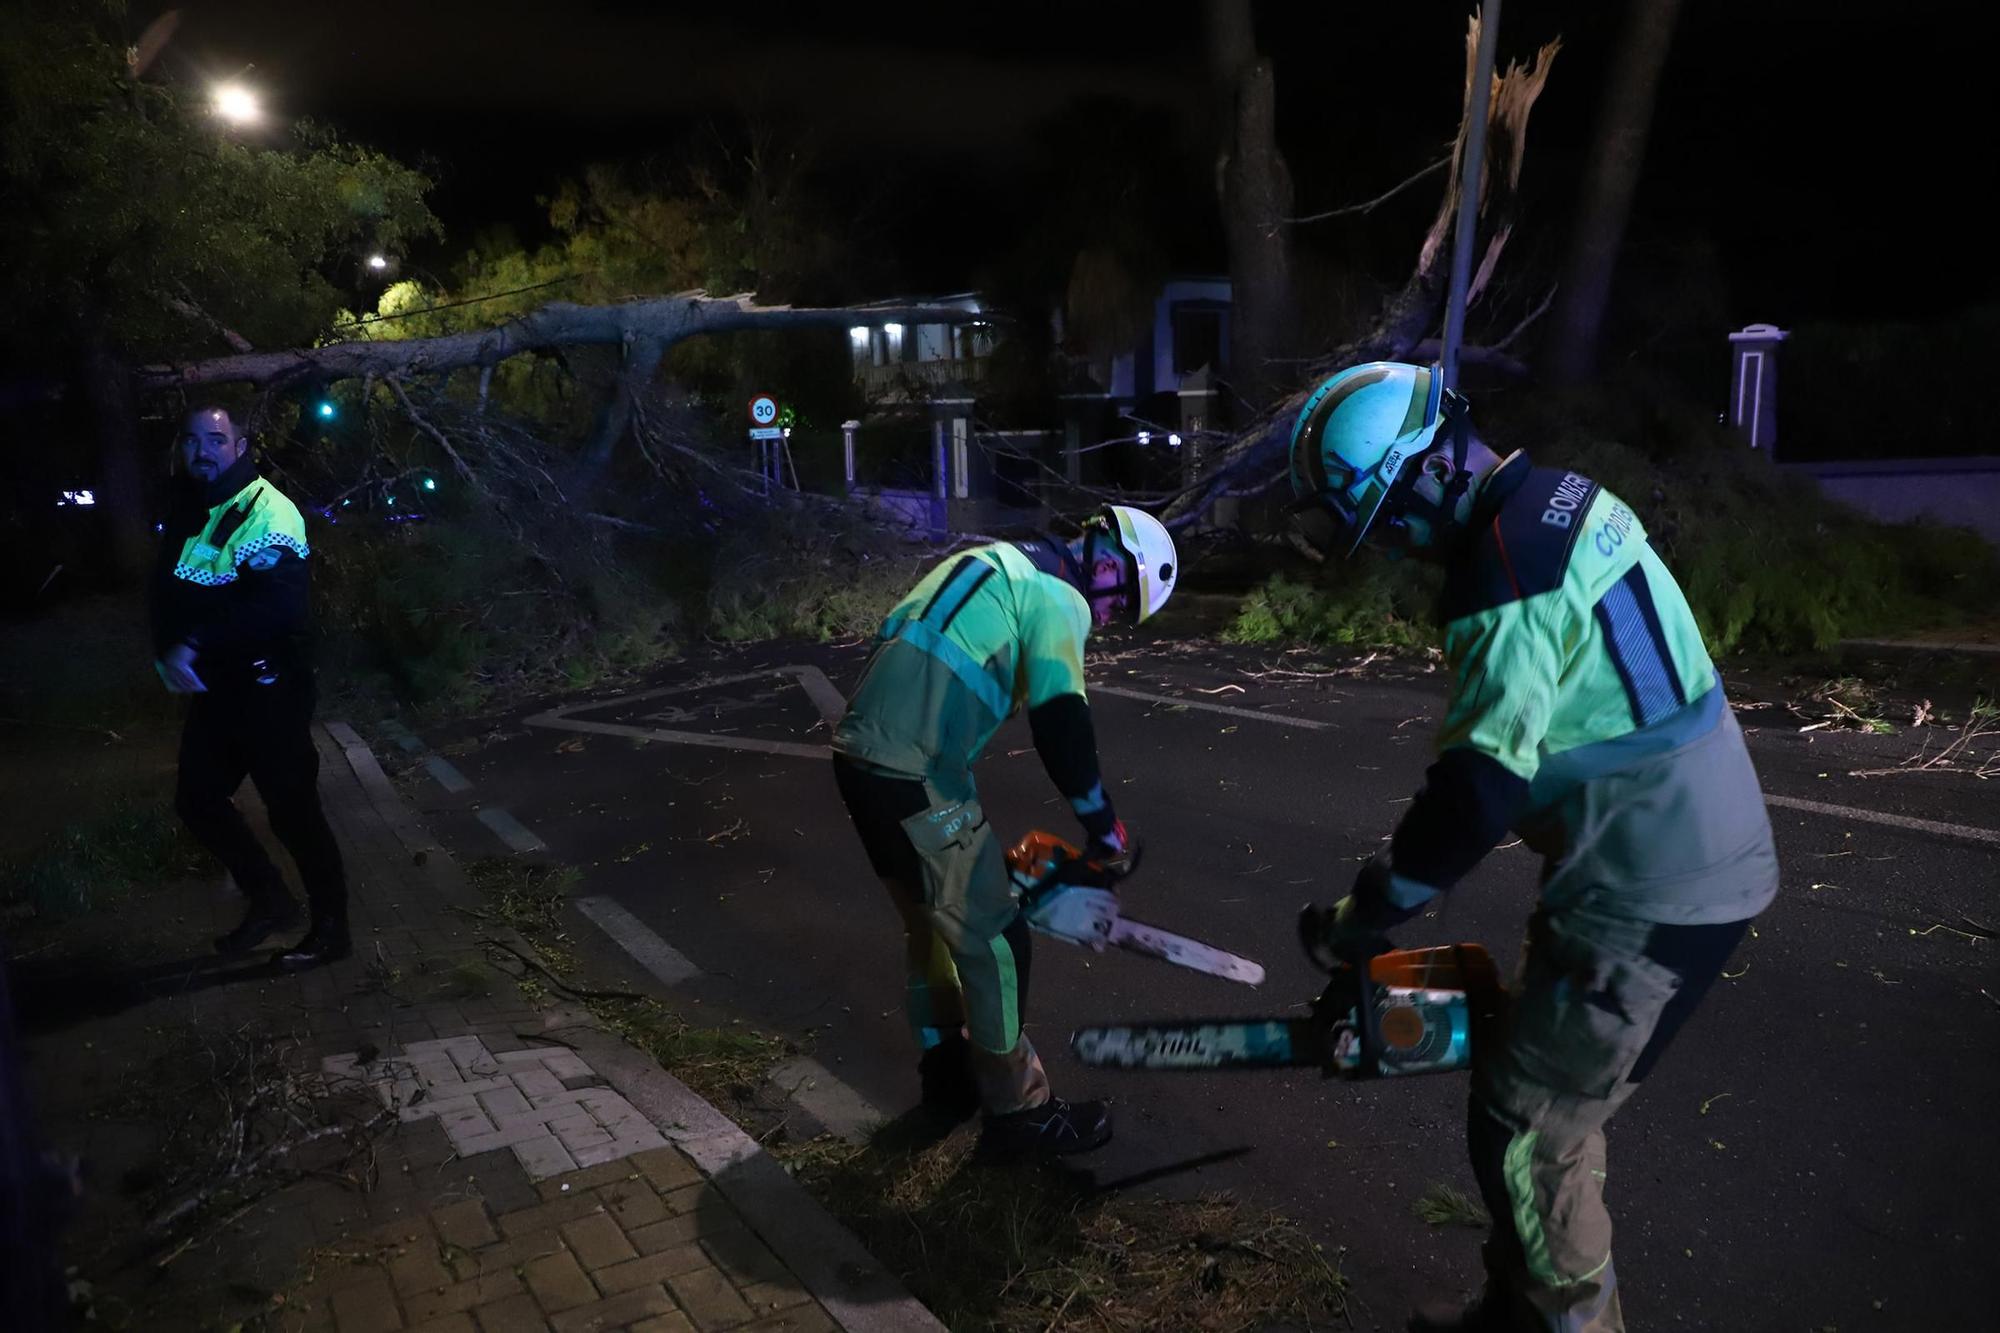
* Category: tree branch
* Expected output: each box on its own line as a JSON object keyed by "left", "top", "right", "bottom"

{"left": 138, "top": 292, "right": 992, "bottom": 391}
{"left": 1279, "top": 156, "right": 1451, "bottom": 228}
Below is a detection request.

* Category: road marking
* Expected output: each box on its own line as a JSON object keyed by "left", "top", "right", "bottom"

{"left": 525, "top": 666, "right": 842, "bottom": 760}
{"left": 477, "top": 806, "right": 548, "bottom": 853}
{"left": 378, "top": 718, "right": 426, "bottom": 754}
{"left": 1092, "top": 684, "right": 1335, "bottom": 730}
{"left": 1087, "top": 692, "right": 2000, "bottom": 850}
{"left": 424, "top": 755, "right": 473, "bottom": 793}
{"left": 1763, "top": 793, "right": 2000, "bottom": 848}
{"left": 766, "top": 1057, "right": 883, "bottom": 1143}
{"left": 575, "top": 896, "right": 703, "bottom": 985}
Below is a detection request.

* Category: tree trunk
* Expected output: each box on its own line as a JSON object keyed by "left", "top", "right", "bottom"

{"left": 1207, "top": 0, "right": 1296, "bottom": 412}
{"left": 575, "top": 333, "right": 666, "bottom": 493}
{"left": 1545, "top": 0, "right": 1683, "bottom": 384}
{"left": 82, "top": 334, "right": 152, "bottom": 584}
{"left": 135, "top": 293, "right": 985, "bottom": 392}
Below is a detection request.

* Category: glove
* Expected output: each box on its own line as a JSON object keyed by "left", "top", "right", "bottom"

{"left": 1298, "top": 895, "right": 1391, "bottom": 971}
{"left": 1084, "top": 818, "right": 1130, "bottom": 864}
{"left": 1298, "top": 856, "right": 1434, "bottom": 971}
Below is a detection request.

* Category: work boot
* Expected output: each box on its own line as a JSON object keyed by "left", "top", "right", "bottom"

{"left": 1407, "top": 1288, "right": 1513, "bottom": 1333}
{"left": 917, "top": 1037, "right": 981, "bottom": 1123}
{"left": 214, "top": 888, "right": 301, "bottom": 956}
{"left": 278, "top": 914, "right": 352, "bottom": 972}
{"left": 976, "top": 1097, "right": 1112, "bottom": 1161}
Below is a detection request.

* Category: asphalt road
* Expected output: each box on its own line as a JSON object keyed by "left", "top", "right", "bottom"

{"left": 405, "top": 638, "right": 2000, "bottom": 1332}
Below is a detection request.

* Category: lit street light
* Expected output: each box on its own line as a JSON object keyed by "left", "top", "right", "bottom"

{"left": 211, "top": 82, "right": 260, "bottom": 126}
{"left": 367, "top": 254, "right": 389, "bottom": 271}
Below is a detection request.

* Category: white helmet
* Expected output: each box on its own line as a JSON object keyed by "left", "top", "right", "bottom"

{"left": 1093, "top": 504, "right": 1179, "bottom": 625}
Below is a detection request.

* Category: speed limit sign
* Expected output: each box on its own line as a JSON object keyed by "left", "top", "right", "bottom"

{"left": 748, "top": 394, "right": 779, "bottom": 427}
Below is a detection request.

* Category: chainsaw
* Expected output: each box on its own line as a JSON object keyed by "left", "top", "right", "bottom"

{"left": 1004, "top": 830, "right": 1266, "bottom": 987}
{"left": 1070, "top": 940, "right": 1503, "bottom": 1078}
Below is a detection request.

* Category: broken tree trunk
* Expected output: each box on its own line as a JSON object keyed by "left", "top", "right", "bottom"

{"left": 134, "top": 292, "right": 988, "bottom": 392}
{"left": 1164, "top": 12, "right": 1560, "bottom": 529}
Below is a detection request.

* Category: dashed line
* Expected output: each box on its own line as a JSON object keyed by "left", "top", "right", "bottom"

{"left": 766, "top": 1057, "right": 884, "bottom": 1143}
{"left": 575, "top": 895, "right": 703, "bottom": 985}
{"left": 1763, "top": 793, "right": 2000, "bottom": 848}
{"left": 424, "top": 755, "right": 473, "bottom": 793}
{"left": 477, "top": 806, "right": 547, "bottom": 853}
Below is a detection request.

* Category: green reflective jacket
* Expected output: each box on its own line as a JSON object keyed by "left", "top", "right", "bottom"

{"left": 1431, "top": 455, "right": 1779, "bottom": 923}
{"left": 833, "top": 541, "right": 1091, "bottom": 785}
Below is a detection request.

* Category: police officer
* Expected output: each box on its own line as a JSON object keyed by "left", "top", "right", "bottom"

{"left": 1287, "top": 364, "right": 1778, "bottom": 1332}
{"left": 831, "top": 506, "right": 1178, "bottom": 1159}
{"left": 153, "top": 406, "right": 350, "bottom": 971}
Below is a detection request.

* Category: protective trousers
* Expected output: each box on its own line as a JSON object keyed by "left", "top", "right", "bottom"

{"left": 832, "top": 758, "right": 1048, "bottom": 1114}
{"left": 1468, "top": 902, "right": 1749, "bottom": 1332}
{"left": 175, "top": 678, "right": 347, "bottom": 920}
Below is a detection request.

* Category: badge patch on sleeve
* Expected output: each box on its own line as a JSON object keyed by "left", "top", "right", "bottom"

{"left": 244, "top": 547, "right": 283, "bottom": 571}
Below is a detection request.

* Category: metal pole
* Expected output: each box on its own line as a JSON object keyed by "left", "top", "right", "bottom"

{"left": 1439, "top": 0, "right": 1503, "bottom": 391}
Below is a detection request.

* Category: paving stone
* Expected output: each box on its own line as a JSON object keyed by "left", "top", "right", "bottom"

{"left": 568, "top": 1139, "right": 636, "bottom": 1169}
{"left": 402, "top": 1270, "right": 522, "bottom": 1322}
{"left": 494, "top": 1193, "right": 609, "bottom": 1239}
{"left": 330, "top": 1268, "right": 404, "bottom": 1331}
{"left": 548, "top": 1285, "right": 679, "bottom": 1333}
{"left": 539, "top": 1161, "right": 645, "bottom": 1200}
{"left": 456, "top": 1116, "right": 568, "bottom": 1157}
{"left": 700, "top": 1229, "right": 791, "bottom": 1289}
{"left": 590, "top": 1245, "right": 713, "bottom": 1296}
{"left": 542, "top": 1052, "right": 593, "bottom": 1081}
{"left": 430, "top": 1199, "right": 498, "bottom": 1250}
{"left": 595, "top": 1180, "right": 668, "bottom": 1230}
{"left": 388, "top": 1240, "right": 454, "bottom": 1296}
{"left": 738, "top": 1279, "right": 812, "bottom": 1317}
{"left": 497, "top": 1050, "right": 557, "bottom": 1067}
{"left": 628, "top": 1314, "right": 697, "bottom": 1333}
{"left": 511, "top": 1135, "right": 579, "bottom": 1181}
{"left": 559, "top": 1210, "right": 638, "bottom": 1270}
{"left": 631, "top": 1148, "right": 702, "bottom": 1194}
{"left": 626, "top": 1215, "right": 703, "bottom": 1255}
{"left": 453, "top": 1228, "right": 562, "bottom": 1280}
{"left": 466, "top": 1292, "right": 550, "bottom": 1333}
{"left": 479, "top": 1086, "right": 533, "bottom": 1119}
{"left": 523, "top": 1248, "right": 599, "bottom": 1313}
{"left": 738, "top": 1306, "right": 834, "bottom": 1333}
{"left": 406, "top": 1314, "right": 477, "bottom": 1333}
{"left": 514, "top": 1068, "right": 566, "bottom": 1099}
{"left": 665, "top": 1266, "right": 753, "bottom": 1330}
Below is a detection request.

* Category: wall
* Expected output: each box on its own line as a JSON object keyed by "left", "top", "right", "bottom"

{"left": 1785, "top": 456, "right": 2000, "bottom": 546}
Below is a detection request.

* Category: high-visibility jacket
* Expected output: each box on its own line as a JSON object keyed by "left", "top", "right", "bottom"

{"left": 1386, "top": 453, "right": 1779, "bottom": 925}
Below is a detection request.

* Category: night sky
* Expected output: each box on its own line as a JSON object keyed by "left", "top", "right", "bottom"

{"left": 133, "top": 0, "right": 1990, "bottom": 328}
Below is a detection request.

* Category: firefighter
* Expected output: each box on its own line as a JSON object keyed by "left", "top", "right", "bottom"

{"left": 832, "top": 506, "right": 1178, "bottom": 1159}
{"left": 1288, "top": 363, "right": 1778, "bottom": 1332}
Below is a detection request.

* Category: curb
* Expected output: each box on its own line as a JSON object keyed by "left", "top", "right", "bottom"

{"left": 1838, "top": 637, "right": 2000, "bottom": 658}
{"left": 327, "top": 720, "right": 946, "bottom": 1333}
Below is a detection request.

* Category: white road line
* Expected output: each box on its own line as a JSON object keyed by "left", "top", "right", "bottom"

{"left": 424, "top": 755, "right": 473, "bottom": 793}
{"left": 1086, "top": 691, "right": 2000, "bottom": 850}
{"left": 1764, "top": 793, "right": 2000, "bottom": 848}
{"left": 766, "top": 1057, "right": 884, "bottom": 1143}
{"left": 524, "top": 666, "right": 839, "bottom": 760}
{"left": 476, "top": 806, "right": 548, "bottom": 853}
{"left": 575, "top": 895, "right": 703, "bottom": 985}
{"left": 1091, "top": 684, "right": 1336, "bottom": 730}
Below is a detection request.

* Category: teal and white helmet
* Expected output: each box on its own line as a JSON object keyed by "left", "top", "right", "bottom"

{"left": 1287, "top": 361, "right": 1464, "bottom": 556}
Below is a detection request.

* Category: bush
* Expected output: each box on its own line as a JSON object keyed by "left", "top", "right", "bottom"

{"left": 2, "top": 797, "right": 206, "bottom": 920}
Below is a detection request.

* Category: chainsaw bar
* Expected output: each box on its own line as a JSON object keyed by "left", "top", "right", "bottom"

{"left": 1102, "top": 917, "right": 1267, "bottom": 987}
{"left": 1070, "top": 1017, "right": 1338, "bottom": 1071}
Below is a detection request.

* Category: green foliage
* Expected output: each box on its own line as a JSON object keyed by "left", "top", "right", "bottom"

{"left": 1237, "top": 372, "right": 2000, "bottom": 659}
{"left": 1225, "top": 567, "right": 1439, "bottom": 652}
{"left": 0, "top": 0, "right": 437, "bottom": 365}
{"left": 3, "top": 797, "right": 205, "bottom": 920}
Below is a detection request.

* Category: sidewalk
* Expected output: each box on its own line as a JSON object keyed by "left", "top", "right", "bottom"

{"left": 18, "top": 721, "right": 943, "bottom": 1333}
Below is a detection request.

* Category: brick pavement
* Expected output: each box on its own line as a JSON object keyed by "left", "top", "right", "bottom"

{"left": 22, "top": 722, "right": 939, "bottom": 1333}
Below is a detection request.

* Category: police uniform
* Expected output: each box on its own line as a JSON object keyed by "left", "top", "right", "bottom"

{"left": 1373, "top": 454, "right": 1779, "bottom": 1331}
{"left": 831, "top": 538, "right": 1118, "bottom": 1114}
{"left": 151, "top": 454, "right": 347, "bottom": 940}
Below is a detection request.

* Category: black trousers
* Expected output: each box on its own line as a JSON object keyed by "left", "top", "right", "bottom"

{"left": 175, "top": 677, "right": 347, "bottom": 919}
